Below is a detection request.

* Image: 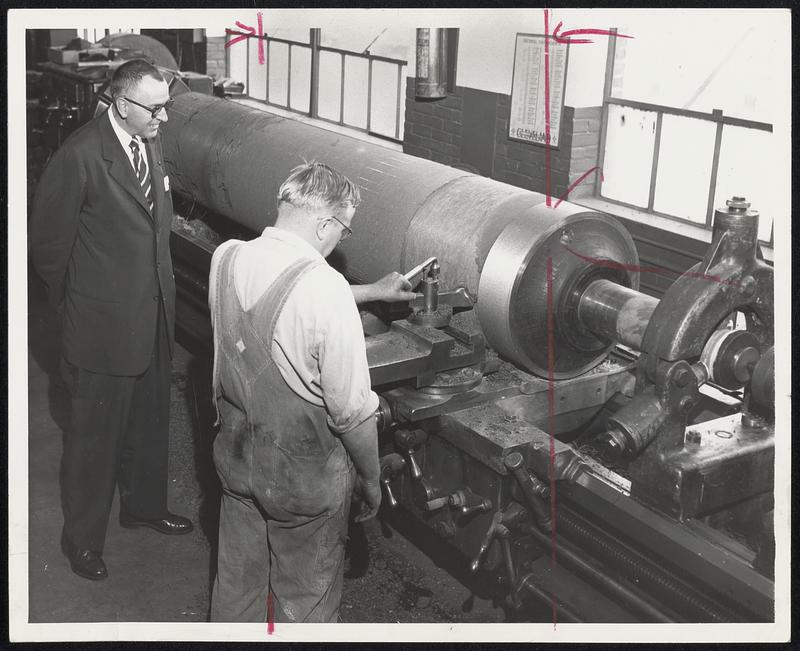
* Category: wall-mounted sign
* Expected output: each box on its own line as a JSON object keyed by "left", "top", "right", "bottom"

{"left": 509, "top": 33, "right": 569, "bottom": 149}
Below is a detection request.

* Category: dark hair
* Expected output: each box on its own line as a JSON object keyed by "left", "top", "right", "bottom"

{"left": 277, "top": 161, "right": 361, "bottom": 212}
{"left": 110, "top": 59, "right": 165, "bottom": 99}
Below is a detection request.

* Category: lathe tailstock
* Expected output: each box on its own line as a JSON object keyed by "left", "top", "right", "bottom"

{"left": 154, "top": 89, "right": 775, "bottom": 623}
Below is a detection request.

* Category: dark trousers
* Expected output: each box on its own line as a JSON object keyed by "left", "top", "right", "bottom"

{"left": 60, "top": 307, "right": 171, "bottom": 552}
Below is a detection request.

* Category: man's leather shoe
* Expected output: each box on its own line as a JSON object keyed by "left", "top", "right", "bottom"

{"left": 119, "top": 511, "right": 193, "bottom": 535}
{"left": 61, "top": 534, "right": 107, "bottom": 581}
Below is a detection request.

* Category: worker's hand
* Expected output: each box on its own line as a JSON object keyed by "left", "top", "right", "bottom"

{"left": 353, "top": 476, "right": 382, "bottom": 522}
{"left": 370, "top": 272, "right": 417, "bottom": 303}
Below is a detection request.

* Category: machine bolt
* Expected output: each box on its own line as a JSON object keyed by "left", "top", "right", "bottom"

{"left": 679, "top": 396, "right": 694, "bottom": 413}
{"left": 742, "top": 413, "right": 766, "bottom": 429}
{"left": 739, "top": 276, "right": 756, "bottom": 297}
{"left": 685, "top": 430, "right": 702, "bottom": 446}
{"left": 726, "top": 196, "right": 750, "bottom": 212}
{"left": 503, "top": 451, "right": 524, "bottom": 472}
{"left": 673, "top": 368, "right": 692, "bottom": 387}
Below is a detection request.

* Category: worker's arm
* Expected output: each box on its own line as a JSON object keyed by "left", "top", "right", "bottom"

{"left": 351, "top": 271, "right": 416, "bottom": 305}
{"left": 339, "top": 415, "right": 381, "bottom": 522}
{"left": 314, "top": 271, "right": 384, "bottom": 520}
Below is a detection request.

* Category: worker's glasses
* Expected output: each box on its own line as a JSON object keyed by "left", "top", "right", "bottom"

{"left": 328, "top": 215, "right": 353, "bottom": 241}
{"left": 123, "top": 97, "right": 175, "bottom": 118}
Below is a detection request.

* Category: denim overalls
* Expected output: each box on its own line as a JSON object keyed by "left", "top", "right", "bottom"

{"left": 209, "top": 242, "right": 355, "bottom": 623}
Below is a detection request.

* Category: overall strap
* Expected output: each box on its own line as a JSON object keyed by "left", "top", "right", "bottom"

{"left": 254, "top": 257, "right": 324, "bottom": 353}
{"left": 211, "top": 245, "right": 324, "bottom": 425}
{"left": 210, "top": 242, "right": 243, "bottom": 425}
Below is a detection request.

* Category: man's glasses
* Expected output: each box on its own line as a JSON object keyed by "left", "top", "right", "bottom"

{"left": 123, "top": 97, "right": 175, "bottom": 118}
{"left": 328, "top": 215, "right": 353, "bottom": 241}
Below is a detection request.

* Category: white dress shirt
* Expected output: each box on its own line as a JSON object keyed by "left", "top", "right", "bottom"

{"left": 209, "top": 227, "right": 379, "bottom": 434}
{"left": 107, "top": 107, "right": 149, "bottom": 176}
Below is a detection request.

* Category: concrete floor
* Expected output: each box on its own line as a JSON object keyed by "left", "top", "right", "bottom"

{"left": 27, "top": 272, "right": 504, "bottom": 624}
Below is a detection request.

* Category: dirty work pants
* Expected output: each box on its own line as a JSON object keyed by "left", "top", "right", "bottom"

{"left": 209, "top": 246, "right": 355, "bottom": 623}
{"left": 210, "top": 449, "right": 354, "bottom": 623}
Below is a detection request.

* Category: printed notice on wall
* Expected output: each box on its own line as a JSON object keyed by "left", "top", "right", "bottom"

{"left": 509, "top": 33, "right": 568, "bottom": 148}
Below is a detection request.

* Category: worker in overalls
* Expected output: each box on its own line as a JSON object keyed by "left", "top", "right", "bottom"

{"left": 208, "top": 161, "right": 412, "bottom": 622}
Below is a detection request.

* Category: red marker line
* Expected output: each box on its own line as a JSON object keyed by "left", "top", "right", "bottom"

{"left": 544, "top": 9, "right": 553, "bottom": 207}
{"left": 562, "top": 243, "right": 743, "bottom": 288}
{"left": 225, "top": 21, "right": 256, "bottom": 48}
{"left": 256, "top": 12, "right": 265, "bottom": 65}
{"left": 546, "top": 254, "right": 558, "bottom": 630}
{"left": 552, "top": 22, "right": 634, "bottom": 45}
{"left": 267, "top": 591, "right": 275, "bottom": 634}
{"left": 553, "top": 166, "right": 603, "bottom": 209}
{"left": 226, "top": 13, "right": 265, "bottom": 65}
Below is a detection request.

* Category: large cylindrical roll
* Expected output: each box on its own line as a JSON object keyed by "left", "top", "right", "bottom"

{"left": 161, "top": 92, "right": 639, "bottom": 377}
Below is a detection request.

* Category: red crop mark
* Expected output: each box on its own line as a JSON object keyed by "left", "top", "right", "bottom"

{"left": 552, "top": 21, "right": 634, "bottom": 45}
{"left": 546, "top": 254, "right": 558, "bottom": 629}
{"left": 544, "top": 9, "right": 553, "bottom": 207}
{"left": 543, "top": 10, "right": 632, "bottom": 207}
{"left": 553, "top": 166, "right": 604, "bottom": 210}
{"left": 226, "top": 12, "right": 265, "bottom": 65}
{"left": 267, "top": 591, "right": 275, "bottom": 634}
{"left": 562, "top": 243, "right": 743, "bottom": 288}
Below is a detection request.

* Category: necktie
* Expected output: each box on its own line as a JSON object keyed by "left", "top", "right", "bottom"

{"left": 129, "top": 139, "right": 153, "bottom": 212}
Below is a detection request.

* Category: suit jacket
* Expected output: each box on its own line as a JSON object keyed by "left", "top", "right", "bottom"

{"left": 30, "top": 110, "right": 176, "bottom": 376}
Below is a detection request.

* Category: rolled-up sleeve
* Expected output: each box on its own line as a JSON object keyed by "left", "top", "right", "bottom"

{"left": 314, "top": 272, "right": 378, "bottom": 434}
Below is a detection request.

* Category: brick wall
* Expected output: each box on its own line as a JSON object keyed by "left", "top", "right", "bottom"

{"left": 403, "top": 78, "right": 601, "bottom": 200}
{"left": 403, "top": 81, "right": 463, "bottom": 168}
{"left": 494, "top": 96, "right": 571, "bottom": 197}
{"left": 205, "top": 36, "right": 228, "bottom": 80}
{"left": 567, "top": 106, "right": 602, "bottom": 200}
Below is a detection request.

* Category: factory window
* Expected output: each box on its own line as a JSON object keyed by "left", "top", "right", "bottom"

{"left": 597, "top": 16, "right": 784, "bottom": 245}
{"left": 228, "top": 29, "right": 408, "bottom": 143}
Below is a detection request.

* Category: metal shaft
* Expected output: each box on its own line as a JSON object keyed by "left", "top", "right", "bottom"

{"left": 577, "top": 279, "right": 659, "bottom": 349}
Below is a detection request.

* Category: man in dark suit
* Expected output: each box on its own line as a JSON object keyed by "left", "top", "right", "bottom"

{"left": 31, "top": 59, "right": 192, "bottom": 581}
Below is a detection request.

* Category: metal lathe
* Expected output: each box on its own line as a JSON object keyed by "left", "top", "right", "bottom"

{"left": 35, "top": 56, "right": 776, "bottom": 623}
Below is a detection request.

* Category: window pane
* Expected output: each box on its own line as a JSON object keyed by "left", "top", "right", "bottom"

{"left": 342, "top": 56, "right": 368, "bottom": 130}
{"left": 714, "top": 126, "right": 775, "bottom": 243}
{"left": 369, "top": 60, "right": 402, "bottom": 139}
{"left": 610, "top": 12, "right": 784, "bottom": 124}
{"left": 289, "top": 45, "right": 311, "bottom": 112}
{"left": 267, "top": 42, "right": 289, "bottom": 107}
{"left": 317, "top": 51, "right": 343, "bottom": 123}
{"left": 247, "top": 39, "right": 266, "bottom": 102}
{"left": 600, "top": 104, "right": 656, "bottom": 208}
{"left": 653, "top": 115, "right": 716, "bottom": 224}
{"left": 228, "top": 38, "right": 247, "bottom": 94}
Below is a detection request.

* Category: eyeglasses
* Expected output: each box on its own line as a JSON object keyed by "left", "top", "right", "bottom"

{"left": 122, "top": 96, "right": 175, "bottom": 118}
{"left": 327, "top": 215, "right": 353, "bottom": 241}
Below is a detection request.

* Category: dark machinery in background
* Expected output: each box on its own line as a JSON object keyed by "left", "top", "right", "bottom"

{"left": 27, "top": 33, "right": 776, "bottom": 624}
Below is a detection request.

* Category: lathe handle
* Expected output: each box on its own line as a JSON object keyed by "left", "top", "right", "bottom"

{"left": 379, "top": 453, "right": 406, "bottom": 509}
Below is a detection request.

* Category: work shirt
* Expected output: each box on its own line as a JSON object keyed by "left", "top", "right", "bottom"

{"left": 107, "top": 107, "right": 150, "bottom": 176}
{"left": 209, "top": 227, "right": 378, "bottom": 433}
